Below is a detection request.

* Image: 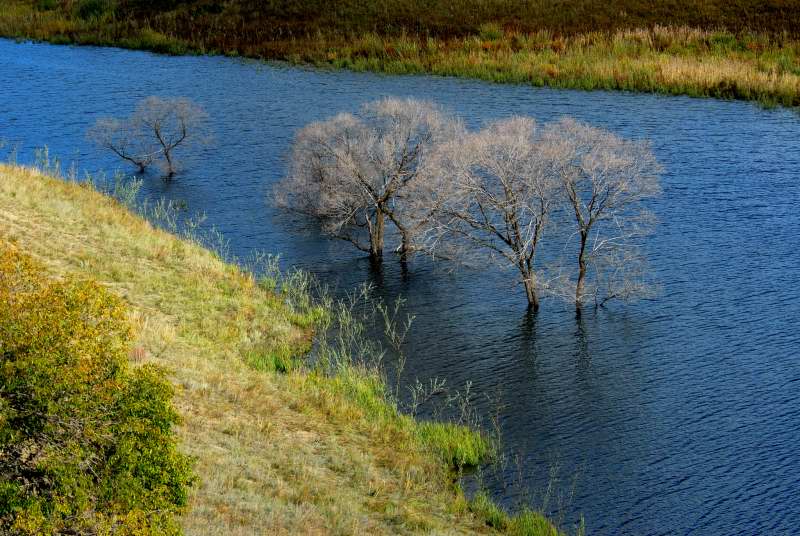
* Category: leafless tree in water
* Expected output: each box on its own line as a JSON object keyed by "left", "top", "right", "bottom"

{"left": 419, "top": 116, "right": 559, "bottom": 311}
{"left": 274, "top": 97, "right": 462, "bottom": 262}
{"left": 88, "top": 96, "right": 209, "bottom": 178}
{"left": 276, "top": 103, "right": 662, "bottom": 311}
{"left": 88, "top": 116, "right": 156, "bottom": 173}
{"left": 542, "top": 118, "right": 662, "bottom": 312}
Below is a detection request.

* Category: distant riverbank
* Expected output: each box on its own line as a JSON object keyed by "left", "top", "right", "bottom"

{"left": 1, "top": 1, "right": 800, "bottom": 107}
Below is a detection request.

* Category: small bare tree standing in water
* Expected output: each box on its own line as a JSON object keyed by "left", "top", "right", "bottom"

{"left": 543, "top": 118, "right": 662, "bottom": 313}
{"left": 274, "top": 98, "right": 461, "bottom": 262}
{"left": 87, "top": 116, "right": 156, "bottom": 173}
{"left": 89, "top": 96, "right": 209, "bottom": 178}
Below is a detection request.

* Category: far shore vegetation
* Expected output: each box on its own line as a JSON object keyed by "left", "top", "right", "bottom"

{"left": 0, "top": 157, "right": 567, "bottom": 534}
{"left": 1, "top": 0, "right": 800, "bottom": 107}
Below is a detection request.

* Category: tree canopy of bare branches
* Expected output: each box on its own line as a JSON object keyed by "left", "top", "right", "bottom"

{"left": 420, "top": 117, "right": 559, "bottom": 311}
{"left": 542, "top": 118, "right": 662, "bottom": 311}
{"left": 88, "top": 96, "right": 209, "bottom": 178}
{"left": 277, "top": 102, "right": 663, "bottom": 311}
{"left": 420, "top": 116, "right": 662, "bottom": 311}
{"left": 274, "top": 97, "right": 462, "bottom": 262}
{"left": 87, "top": 116, "right": 156, "bottom": 173}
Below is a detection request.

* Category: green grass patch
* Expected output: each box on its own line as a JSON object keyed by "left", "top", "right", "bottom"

{"left": 470, "top": 491, "right": 563, "bottom": 536}
{"left": 3, "top": 160, "right": 537, "bottom": 534}
{"left": 417, "top": 421, "right": 494, "bottom": 468}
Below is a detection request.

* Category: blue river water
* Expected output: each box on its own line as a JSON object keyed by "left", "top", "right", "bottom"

{"left": 1, "top": 39, "right": 799, "bottom": 535}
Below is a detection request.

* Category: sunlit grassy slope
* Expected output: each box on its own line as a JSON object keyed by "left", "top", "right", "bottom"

{"left": 0, "top": 163, "right": 561, "bottom": 535}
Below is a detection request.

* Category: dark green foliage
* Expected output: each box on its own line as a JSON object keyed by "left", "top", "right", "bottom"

{"left": 34, "top": 0, "right": 58, "bottom": 11}
{"left": 0, "top": 244, "right": 193, "bottom": 535}
{"left": 110, "top": 0, "right": 800, "bottom": 39}
{"left": 119, "top": 0, "right": 189, "bottom": 13}
{"left": 75, "top": 0, "right": 115, "bottom": 20}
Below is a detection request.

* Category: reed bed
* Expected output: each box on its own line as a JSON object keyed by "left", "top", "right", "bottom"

{"left": 320, "top": 26, "right": 800, "bottom": 106}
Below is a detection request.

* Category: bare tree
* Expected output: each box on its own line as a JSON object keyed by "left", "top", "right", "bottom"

{"left": 88, "top": 96, "right": 209, "bottom": 178}
{"left": 135, "top": 97, "right": 208, "bottom": 177}
{"left": 87, "top": 117, "right": 157, "bottom": 173}
{"left": 542, "top": 118, "right": 662, "bottom": 312}
{"left": 276, "top": 104, "right": 662, "bottom": 311}
{"left": 421, "top": 117, "right": 559, "bottom": 311}
{"left": 275, "top": 98, "right": 461, "bottom": 262}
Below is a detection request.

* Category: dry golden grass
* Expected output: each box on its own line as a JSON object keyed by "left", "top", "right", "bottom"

{"left": 321, "top": 26, "right": 800, "bottom": 106}
{"left": 0, "top": 163, "right": 513, "bottom": 535}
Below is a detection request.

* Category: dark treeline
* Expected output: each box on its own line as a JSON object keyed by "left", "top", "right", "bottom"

{"left": 41, "top": 0, "right": 800, "bottom": 41}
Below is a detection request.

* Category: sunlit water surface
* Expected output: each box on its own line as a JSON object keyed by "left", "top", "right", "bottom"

{"left": 2, "top": 39, "right": 799, "bottom": 535}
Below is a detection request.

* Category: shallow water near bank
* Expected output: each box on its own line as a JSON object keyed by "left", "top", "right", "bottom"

{"left": 2, "top": 39, "right": 799, "bottom": 535}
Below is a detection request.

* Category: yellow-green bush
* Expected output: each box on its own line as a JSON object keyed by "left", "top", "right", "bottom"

{"left": 0, "top": 243, "right": 193, "bottom": 535}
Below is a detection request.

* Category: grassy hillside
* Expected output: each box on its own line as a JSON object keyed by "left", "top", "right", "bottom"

{"left": 0, "top": 162, "right": 561, "bottom": 535}
{"left": 1, "top": 1, "right": 800, "bottom": 107}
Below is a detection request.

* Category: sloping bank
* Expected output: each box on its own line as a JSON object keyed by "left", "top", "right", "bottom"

{"left": 0, "top": 163, "right": 561, "bottom": 535}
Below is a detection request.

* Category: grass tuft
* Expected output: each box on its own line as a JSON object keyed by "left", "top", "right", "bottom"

{"left": 418, "top": 421, "right": 494, "bottom": 468}
{"left": 470, "top": 492, "right": 562, "bottom": 536}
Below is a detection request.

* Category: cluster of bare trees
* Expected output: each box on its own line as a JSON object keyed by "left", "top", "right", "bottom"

{"left": 276, "top": 98, "right": 663, "bottom": 313}
{"left": 88, "top": 96, "right": 209, "bottom": 178}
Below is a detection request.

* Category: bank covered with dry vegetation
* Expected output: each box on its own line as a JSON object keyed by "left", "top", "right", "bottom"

{"left": 0, "top": 162, "right": 563, "bottom": 534}
{"left": 1, "top": 0, "right": 800, "bottom": 107}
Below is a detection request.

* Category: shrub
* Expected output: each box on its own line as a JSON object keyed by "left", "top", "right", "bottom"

{"left": 0, "top": 244, "right": 193, "bottom": 535}
{"left": 118, "top": 0, "right": 187, "bottom": 12}
{"left": 479, "top": 22, "right": 504, "bottom": 41}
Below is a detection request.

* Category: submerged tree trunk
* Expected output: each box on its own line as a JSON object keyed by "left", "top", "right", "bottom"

{"left": 522, "top": 276, "right": 540, "bottom": 312}
{"left": 575, "top": 230, "right": 588, "bottom": 313}
{"left": 517, "top": 256, "right": 540, "bottom": 311}
{"left": 163, "top": 149, "right": 176, "bottom": 178}
{"left": 369, "top": 209, "right": 385, "bottom": 261}
{"left": 398, "top": 229, "right": 411, "bottom": 263}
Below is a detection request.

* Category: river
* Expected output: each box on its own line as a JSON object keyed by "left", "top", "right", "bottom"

{"left": 1, "top": 39, "right": 799, "bottom": 535}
